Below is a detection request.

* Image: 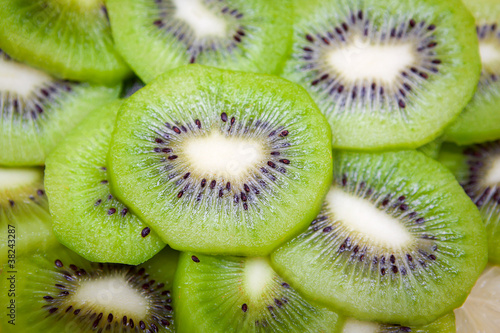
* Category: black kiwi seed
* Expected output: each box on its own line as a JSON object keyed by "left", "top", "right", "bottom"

{"left": 142, "top": 227, "right": 151, "bottom": 237}
{"left": 191, "top": 255, "right": 200, "bottom": 263}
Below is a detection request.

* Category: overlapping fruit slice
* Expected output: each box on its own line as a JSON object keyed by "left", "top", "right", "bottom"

{"left": 174, "top": 253, "right": 343, "bottom": 332}
{"left": 0, "top": 50, "right": 120, "bottom": 166}
{"left": 271, "top": 150, "right": 487, "bottom": 325}
{"left": 445, "top": 0, "right": 500, "bottom": 144}
{"left": 0, "top": 245, "right": 178, "bottom": 332}
{"left": 0, "top": 167, "right": 57, "bottom": 264}
{"left": 106, "top": 0, "right": 293, "bottom": 82}
{"left": 45, "top": 101, "right": 165, "bottom": 265}
{"left": 438, "top": 141, "right": 500, "bottom": 264}
{"left": 455, "top": 265, "right": 500, "bottom": 333}
{"left": 0, "top": 0, "right": 130, "bottom": 84}
{"left": 281, "top": 0, "right": 480, "bottom": 150}
{"left": 108, "top": 65, "right": 333, "bottom": 256}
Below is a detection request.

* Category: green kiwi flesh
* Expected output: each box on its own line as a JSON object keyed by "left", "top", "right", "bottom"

{"left": 271, "top": 150, "right": 487, "bottom": 326}
{"left": 108, "top": 65, "right": 333, "bottom": 256}
{"left": 281, "top": 0, "right": 480, "bottom": 150}
{"left": 0, "top": 245, "right": 178, "bottom": 332}
{"left": 106, "top": 0, "right": 293, "bottom": 82}
{"left": 45, "top": 101, "right": 166, "bottom": 265}
{"left": 445, "top": 0, "right": 500, "bottom": 145}
{"left": 173, "top": 252, "right": 343, "bottom": 333}
{"left": 437, "top": 141, "right": 500, "bottom": 264}
{"left": 417, "top": 137, "right": 443, "bottom": 160}
{"left": 0, "top": 167, "right": 57, "bottom": 265}
{"left": 0, "top": 50, "right": 121, "bottom": 166}
{"left": 0, "top": 0, "right": 131, "bottom": 84}
{"left": 341, "top": 313, "right": 455, "bottom": 333}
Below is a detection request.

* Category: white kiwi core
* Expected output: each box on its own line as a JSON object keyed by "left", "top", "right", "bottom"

{"left": 342, "top": 318, "right": 379, "bottom": 333}
{"left": 73, "top": 275, "right": 148, "bottom": 318}
{"left": 244, "top": 257, "right": 275, "bottom": 301}
{"left": 0, "top": 167, "right": 42, "bottom": 190}
{"left": 479, "top": 42, "right": 500, "bottom": 69}
{"left": 0, "top": 58, "right": 52, "bottom": 98}
{"left": 326, "top": 37, "right": 416, "bottom": 84}
{"left": 173, "top": 0, "right": 227, "bottom": 38}
{"left": 327, "top": 187, "right": 413, "bottom": 249}
{"left": 483, "top": 156, "right": 500, "bottom": 187}
{"left": 183, "top": 131, "right": 266, "bottom": 180}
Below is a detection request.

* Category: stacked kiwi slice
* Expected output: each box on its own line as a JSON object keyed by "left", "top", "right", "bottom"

{"left": 1, "top": 0, "right": 500, "bottom": 332}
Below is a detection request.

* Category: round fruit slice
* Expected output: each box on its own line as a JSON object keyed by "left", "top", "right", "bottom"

{"left": 281, "top": 0, "right": 480, "bottom": 150}
{"left": 173, "top": 252, "right": 343, "bottom": 333}
{"left": 0, "top": 50, "right": 120, "bottom": 166}
{"left": 0, "top": 0, "right": 130, "bottom": 84}
{"left": 455, "top": 265, "right": 500, "bottom": 333}
{"left": 437, "top": 141, "right": 500, "bottom": 264}
{"left": 45, "top": 101, "right": 166, "bottom": 265}
{"left": 0, "top": 167, "right": 57, "bottom": 265}
{"left": 341, "top": 313, "right": 455, "bottom": 333}
{"left": 271, "top": 150, "right": 487, "bottom": 326}
{"left": 106, "top": 0, "right": 293, "bottom": 82}
{"left": 445, "top": 0, "right": 500, "bottom": 145}
{"left": 108, "top": 65, "right": 333, "bottom": 256}
{"left": 0, "top": 245, "right": 179, "bottom": 332}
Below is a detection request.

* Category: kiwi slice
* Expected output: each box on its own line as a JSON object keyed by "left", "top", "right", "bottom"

{"left": 270, "top": 150, "right": 487, "bottom": 326}
{"left": 106, "top": 0, "right": 293, "bottom": 82}
{"left": 437, "top": 141, "right": 500, "bottom": 264}
{"left": 445, "top": 0, "right": 500, "bottom": 145}
{"left": 455, "top": 265, "right": 500, "bottom": 333}
{"left": 45, "top": 101, "right": 165, "bottom": 265}
{"left": 173, "top": 252, "right": 343, "bottom": 332}
{"left": 0, "top": 244, "right": 178, "bottom": 332}
{"left": 108, "top": 65, "right": 333, "bottom": 256}
{"left": 0, "top": 50, "right": 120, "bottom": 166}
{"left": 0, "top": 167, "right": 57, "bottom": 265}
{"left": 342, "top": 313, "right": 455, "bottom": 333}
{"left": 281, "top": 0, "right": 480, "bottom": 150}
{"left": 0, "top": 0, "right": 130, "bottom": 84}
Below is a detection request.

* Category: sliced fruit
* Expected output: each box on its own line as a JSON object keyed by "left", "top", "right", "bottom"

{"left": 437, "top": 141, "right": 500, "bottom": 264}
{"left": 0, "top": 0, "right": 131, "bottom": 84}
{"left": 106, "top": 0, "right": 293, "bottom": 82}
{"left": 108, "top": 65, "right": 333, "bottom": 256}
{"left": 174, "top": 252, "right": 343, "bottom": 332}
{"left": 45, "top": 101, "right": 166, "bottom": 265}
{"left": 445, "top": 0, "right": 500, "bottom": 144}
{"left": 271, "top": 150, "right": 487, "bottom": 326}
{"left": 0, "top": 245, "right": 179, "bottom": 332}
{"left": 281, "top": 0, "right": 480, "bottom": 150}
{"left": 455, "top": 265, "right": 500, "bottom": 333}
{"left": 0, "top": 167, "right": 57, "bottom": 265}
{"left": 0, "top": 50, "right": 121, "bottom": 166}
